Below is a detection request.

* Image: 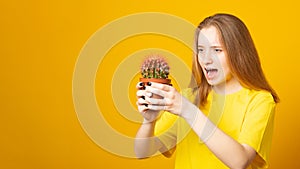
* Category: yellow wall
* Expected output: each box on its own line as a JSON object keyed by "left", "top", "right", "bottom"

{"left": 1, "top": 0, "right": 299, "bottom": 168}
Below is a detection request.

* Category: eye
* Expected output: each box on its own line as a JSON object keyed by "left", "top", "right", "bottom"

{"left": 214, "top": 48, "right": 223, "bottom": 52}
{"left": 197, "top": 48, "right": 205, "bottom": 54}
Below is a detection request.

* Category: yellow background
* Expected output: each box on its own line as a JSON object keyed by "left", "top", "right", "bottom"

{"left": 1, "top": 0, "right": 299, "bottom": 168}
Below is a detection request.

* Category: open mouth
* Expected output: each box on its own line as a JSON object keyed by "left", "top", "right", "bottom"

{"left": 205, "top": 68, "right": 218, "bottom": 78}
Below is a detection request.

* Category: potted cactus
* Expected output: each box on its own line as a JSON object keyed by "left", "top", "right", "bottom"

{"left": 140, "top": 54, "right": 171, "bottom": 87}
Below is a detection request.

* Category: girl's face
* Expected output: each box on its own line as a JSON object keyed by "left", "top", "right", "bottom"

{"left": 197, "top": 26, "right": 239, "bottom": 92}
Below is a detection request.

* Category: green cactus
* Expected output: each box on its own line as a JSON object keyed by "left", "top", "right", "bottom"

{"left": 141, "top": 55, "right": 170, "bottom": 79}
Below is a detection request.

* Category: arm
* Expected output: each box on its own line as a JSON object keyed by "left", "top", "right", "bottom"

{"left": 145, "top": 83, "right": 256, "bottom": 169}
{"left": 134, "top": 82, "right": 173, "bottom": 158}
{"left": 134, "top": 120, "right": 163, "bottom": 158}
{"left": 183, "top": 103, "right": 256, "bottom": 169}
{"left": 135, "top": 116, "right": 177, "bottom": 158}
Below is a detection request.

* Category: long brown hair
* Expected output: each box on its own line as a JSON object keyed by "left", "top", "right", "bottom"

{"left": 189, "top": 13, "right": 279, "bottom": 106}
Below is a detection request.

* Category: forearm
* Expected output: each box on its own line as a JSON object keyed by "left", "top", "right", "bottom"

{"left": 134, "top": 121, "right": 162, "bottom": 158}
{"left": 181, "top": 105, "right": 255, "bottom": 169}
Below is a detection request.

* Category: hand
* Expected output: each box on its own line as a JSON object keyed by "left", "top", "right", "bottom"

{"left": 143, "top": 82, "right": 190, "bottom": 116}
{"left": 136, "top": 82, "right": 162, "bottom": 123}
{"left": 143, "top": 82, "right": 201, "bottom": 128}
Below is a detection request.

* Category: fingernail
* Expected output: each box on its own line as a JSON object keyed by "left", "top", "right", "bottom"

{"left": 147, "top": 82, "right": 152, "bottom": 86}
{"left": 139, "top": 82, "right": 144, "bottom": 86}
{"left": 141, "top": 96, "right": 145, "bottom": 100}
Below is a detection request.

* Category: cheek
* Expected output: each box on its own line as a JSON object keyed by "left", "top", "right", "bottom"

{"left": 220, "top": 58, "right": 231, "bottom": 75}
{"left": 197, "top": 56, "right": 204, "bottom": 68}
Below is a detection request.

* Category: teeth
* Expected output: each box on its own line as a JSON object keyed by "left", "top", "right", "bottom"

{"left": 205, "top": 68, "right": 214, "bottom": 72}
{"left": 205, "top": 68, "right": 217, "bottom": 73}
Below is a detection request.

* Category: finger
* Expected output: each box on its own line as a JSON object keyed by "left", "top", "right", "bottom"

{"left": 136, "top": 82, "right": 146, "bottom": 89}
{"left": 146, "top": 82, "right": 173, "bottom": 92}
{"left": 145, "top": 92, "right": 153, "bottom": 98}
{"left": 137, "top": 90, "right": 152, "bottom": 97}
{"left": 137, "top": 98, "right": 149, "bottom": 105}
{"left": 136, "top": 90, "right": 146, "bottom": 97}
{"left": 136, "top": 90, "right": 153, "bottom": 101}
{"left": 136, "top": 101, "right": 148, "bottom": 112}
{"left": 147, "top": 105, "right": 169, "bottom": 111}
{"left": 145, "top": 97, "right": 173, "bottom": 106}
{"left": 145, "top": 86, "right": 169, "bottom": 98}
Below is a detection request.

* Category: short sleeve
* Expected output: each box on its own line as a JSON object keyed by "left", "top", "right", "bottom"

{"left": 154, "top": 111, "right": 178, "bottom": 152}
{"left": 238, "top": 92, "right": 276, "bottom": 168}
{"left": 154, "top": 88, "right": 195, "bottom": 153}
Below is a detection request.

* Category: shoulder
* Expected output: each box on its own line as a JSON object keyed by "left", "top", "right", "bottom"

{"left": 243, "top": 88, "right": 275, "bottom": 105}
{"left": 240, "top": 88, "right": 276, "bottom": 116}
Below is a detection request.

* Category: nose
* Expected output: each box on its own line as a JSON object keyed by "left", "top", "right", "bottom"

{"left": 199, "top": 50, "right": 213, "bottom": 65}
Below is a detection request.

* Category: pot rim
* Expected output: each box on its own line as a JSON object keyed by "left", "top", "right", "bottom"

{"left": 139, "top": 78, "right": 171, "bottom": 84}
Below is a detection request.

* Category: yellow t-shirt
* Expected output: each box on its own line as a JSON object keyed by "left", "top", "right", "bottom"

{"left": 154, "top": 87, "right": 276, "bottom": 169}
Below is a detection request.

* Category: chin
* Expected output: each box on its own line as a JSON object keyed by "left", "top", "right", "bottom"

{"left": 207, "top": 79, "right": 226, "bottom": 87}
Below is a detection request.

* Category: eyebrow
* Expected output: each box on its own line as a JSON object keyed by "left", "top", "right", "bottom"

{"left": 197, "top": 45, "right": 223, "bottom": 48}
{"left": 211, "top": 45, "right": 222, "bottom": 48}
